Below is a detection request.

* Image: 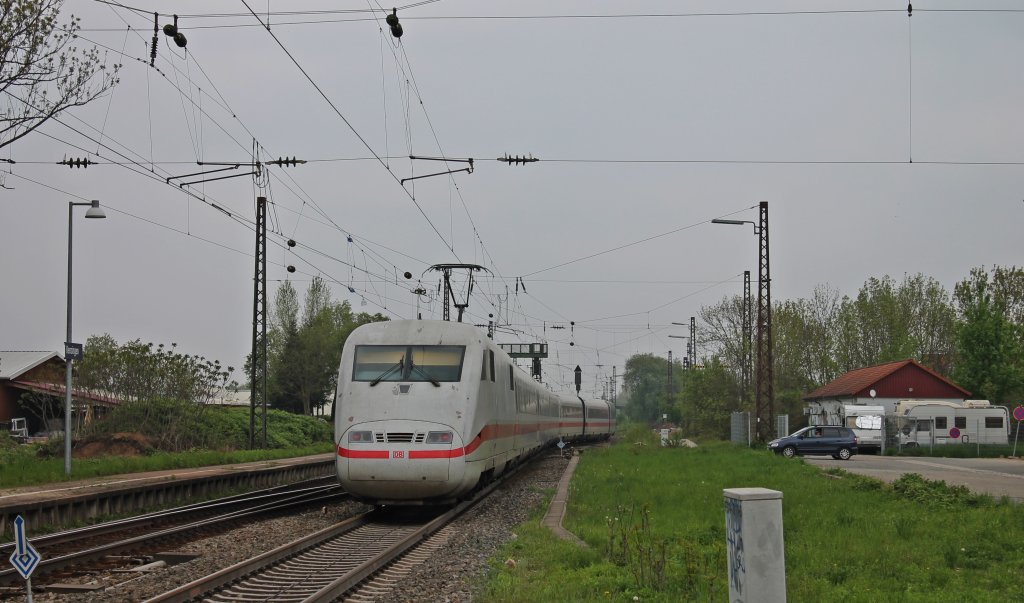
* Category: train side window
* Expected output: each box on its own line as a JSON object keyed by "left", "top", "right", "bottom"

{"left": 955, "top": 417, "right": 967, "bottom": 429}
{"left": 489, "top": 350, "right": 496, "bottom": 382}
{"left": 509, "top": 365, "right": 515, "bottom": 390}
{"left": 481, "top": 352, "right": 487, "bottom": 381}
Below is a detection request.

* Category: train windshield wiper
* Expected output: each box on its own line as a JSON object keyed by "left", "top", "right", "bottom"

{"left": 409, "top": 361, "right": 441, "bottom": 387}
{"left": 370, "top": 356, "right": 404, "bottom": 386}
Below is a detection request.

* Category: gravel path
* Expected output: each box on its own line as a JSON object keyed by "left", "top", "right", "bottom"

{"left": 24, "top": 451, "right": 570, "bottom": 603}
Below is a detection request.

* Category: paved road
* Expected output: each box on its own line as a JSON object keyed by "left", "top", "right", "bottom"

{"left": 804, "top": 455, "right": 1024, "bottom": 502}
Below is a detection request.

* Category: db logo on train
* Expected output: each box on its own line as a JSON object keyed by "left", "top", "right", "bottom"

{"left": 392, "top": 451, "right": 405, "bottom": 459}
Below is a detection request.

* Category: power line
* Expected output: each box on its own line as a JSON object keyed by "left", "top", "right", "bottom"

{"left": 237, "top": 0, "right": 457, "bottom": 255}
{"left": 80, "top": 6, "right": 1024, "bottom": 32}
{"left": 521, "top": 205, "right": 754, "bottom": 277}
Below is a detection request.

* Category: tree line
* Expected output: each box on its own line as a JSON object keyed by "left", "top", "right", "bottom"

{"left": 622, "top": 266, "right": 1024, "bottom": 438}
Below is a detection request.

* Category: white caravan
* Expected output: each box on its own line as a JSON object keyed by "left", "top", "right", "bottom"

{"left": 895, "top": 400, "right": 1009, "bottom": 446}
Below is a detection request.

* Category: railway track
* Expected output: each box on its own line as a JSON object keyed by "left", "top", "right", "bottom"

{"left": 0, "top": 478, "right": 345, "bottom": 588}
{"left": 146, "top": 470, "right": 509, "bottom": 602}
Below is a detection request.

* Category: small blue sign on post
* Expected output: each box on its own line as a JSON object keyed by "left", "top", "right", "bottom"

{"left": 64, "top": 342, "right": 83, "bottom": 362}
{"left": 9, "top": 515, "right": 41, "bottom": 580}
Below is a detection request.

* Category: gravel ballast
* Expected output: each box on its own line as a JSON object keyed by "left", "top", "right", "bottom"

{"left": 28, "top": 451, "right": 571, "bottom": 603}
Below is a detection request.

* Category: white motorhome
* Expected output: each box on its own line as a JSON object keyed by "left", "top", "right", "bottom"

{"left": 805, "top": 402, "right": 885, "bottom": 452}
{"left": 895, "top": 400, "right": 1009, "bottom": 446}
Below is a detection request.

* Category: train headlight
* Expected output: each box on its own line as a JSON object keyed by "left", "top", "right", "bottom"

{"left": 426, "top": 431, "right": 453, "bottom": 444}
{"left": 348, "top": 430, "right": 373, "bottom": 443}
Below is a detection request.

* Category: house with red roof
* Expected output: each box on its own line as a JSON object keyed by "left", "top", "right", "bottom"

{"left": 802, "top": 359, "right": 971, "bottom": 417}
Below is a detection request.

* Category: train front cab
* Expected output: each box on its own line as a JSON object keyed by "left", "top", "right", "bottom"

{"left": 336, "top": 338, "right": 480, "bottom": 503}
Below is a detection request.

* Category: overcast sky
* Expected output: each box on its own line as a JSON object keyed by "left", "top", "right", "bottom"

{"left": 3, "top": 1, "right": 1023, "bottom": 396}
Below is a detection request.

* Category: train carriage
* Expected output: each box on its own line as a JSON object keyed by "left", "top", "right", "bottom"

{"left": 334, "top": 319, "right": 613, "bottom": 505}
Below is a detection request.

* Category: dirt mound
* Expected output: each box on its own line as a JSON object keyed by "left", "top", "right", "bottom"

{"left": 75, "top": 432, "right": 155, "bottom": 458}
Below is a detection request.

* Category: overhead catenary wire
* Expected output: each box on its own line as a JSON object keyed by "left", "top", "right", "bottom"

{"left": 69, "top": 16, "right": 431, "bottom": 299}
{"left": 237, "top": 0, "right": 458, "bottom": 256}
{"left": 80, "top": 6, "right": 1024, "bottom": 32}
{"left": 6, "top": 4, "right": 703, "bottom": 377}
{"left": 520, "top": 205, "right": 754, "bottom": 278}
{"left": 43, "top": 1, "right": 942, "bottom": 374}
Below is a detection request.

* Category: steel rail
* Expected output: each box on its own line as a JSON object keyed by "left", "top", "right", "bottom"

{"left": 146, "top": 464, "right": 513, "bottom": 602}
{"left": 0, "top": 483, "right": 345, "bottom": 585}
{"left": 0, "top": 477, "right": 335, "bottom": 556}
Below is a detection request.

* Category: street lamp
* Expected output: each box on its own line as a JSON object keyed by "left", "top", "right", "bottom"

{"left": 711, "top": 218, "right": 757, "bottom": 230}
{"left": 66, "top": 200, "right": 105, "bottom": 476}
{"left": 712, "top": 202, "right": 772, "bottom": 442}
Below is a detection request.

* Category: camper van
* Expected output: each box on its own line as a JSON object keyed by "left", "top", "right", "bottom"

{"left": 896, "top": 400, "right": 1009, "bottom": 447}
{"left": 806, "top": 402, "right": 885, "bottom": 452}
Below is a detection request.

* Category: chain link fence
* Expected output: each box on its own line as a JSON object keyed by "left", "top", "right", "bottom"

{"left": 882, "top": 413, "right": 1016, "bottom": 455}
{"left": 730, "top": 412, "right": 790, "bottom": 446}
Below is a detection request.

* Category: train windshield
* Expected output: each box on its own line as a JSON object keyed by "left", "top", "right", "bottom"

{"left": 353, "top": 345, "right": 465, "bottom": 383}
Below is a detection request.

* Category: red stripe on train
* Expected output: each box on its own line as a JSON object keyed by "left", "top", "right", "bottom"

{"left": 337, "top": 446, "right": 389, "bottom": 459}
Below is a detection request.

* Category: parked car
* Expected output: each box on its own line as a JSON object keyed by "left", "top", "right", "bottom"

{"left": 768, "top": 426, "right": 859, "bottom": 460}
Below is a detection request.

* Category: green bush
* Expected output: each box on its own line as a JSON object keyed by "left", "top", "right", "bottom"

{"left": 85, "top": 403, "right": 332, "bottom": 452}
{"left": 890, "top": 472, "right": 992, "bottom": 508}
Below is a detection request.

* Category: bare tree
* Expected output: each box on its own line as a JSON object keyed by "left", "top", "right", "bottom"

{"left": 1, "top": 0, "right": 120, "bottom": 149}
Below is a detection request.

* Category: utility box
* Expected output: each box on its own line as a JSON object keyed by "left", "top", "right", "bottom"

{"left": 723, "top": 487, "right": 786, "bottom": 602}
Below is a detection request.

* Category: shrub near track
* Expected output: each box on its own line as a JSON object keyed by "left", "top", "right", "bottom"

{"left": 483, "top": 437, "right": 1024, "bottom": 602}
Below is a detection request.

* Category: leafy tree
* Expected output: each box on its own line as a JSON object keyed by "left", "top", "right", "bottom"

{"left": 833, "top": 274, "right": 955, "bottom": 373}
{"left": 952, "top": 267, "right": 1024, "bottom": 404}
{"left": 621, "top": 353, "right": 672, "bottom": 424}
{"left": 699, "top": 295, "right": 747, "bottom": 386}
{"left": 676, "top": 357, "right": 739, "bottom": 439}
{"left": 73, "top": 335, "right": 235, "bottom": 450}
{"left": 1, "top": 0, "right": 120, "bottom": 149}
{"left": 901, "top": 273, "right": 957, "bottom": 374}
{"left": 835, "top": 276, "right": 914, "bottom": 369}
{"left": 76, "top": 335, "right": 233, "bottom": 406}
{"left": 772, "top": 300, "right": 822, "bottom": 421}
{"left": 264, "top": 278, "right": 387, "bottom": 415}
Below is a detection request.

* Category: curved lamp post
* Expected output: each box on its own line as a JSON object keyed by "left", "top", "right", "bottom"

{"left": 712, "top": 203, "right": 772, "bottom": 442}
{"left": 66, "top": 200, "right": 105, "bottom": 476}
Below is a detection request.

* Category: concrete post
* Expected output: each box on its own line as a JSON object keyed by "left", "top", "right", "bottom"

{"left": 723, "top": 487, "right": 786, "bottom": 602}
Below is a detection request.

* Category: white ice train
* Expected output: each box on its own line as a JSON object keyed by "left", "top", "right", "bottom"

{"left": 333, "top": 319, "right": 615, "bottom": 505}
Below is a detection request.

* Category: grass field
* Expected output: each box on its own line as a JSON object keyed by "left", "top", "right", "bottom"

{"left": 0, "top": 443, "right": 334, "bottom": 489}
{"left": 483, "top": 430, "right": 1024, "bottom": 602}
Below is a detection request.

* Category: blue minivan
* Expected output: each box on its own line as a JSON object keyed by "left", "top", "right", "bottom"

{"left": 768, "top": 426, "right": 859, "bottom": 460}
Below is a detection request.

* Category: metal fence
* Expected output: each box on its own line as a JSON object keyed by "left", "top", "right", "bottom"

{"left": 730, "top": 412, "right": 790, "bottom": 446}
{"left": 730, "top": 412, "right": 751, "bottom": 446}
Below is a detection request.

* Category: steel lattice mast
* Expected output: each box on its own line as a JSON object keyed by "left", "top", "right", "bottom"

{"left": 755, "top": 201, "right": 773, "bottom": 441}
